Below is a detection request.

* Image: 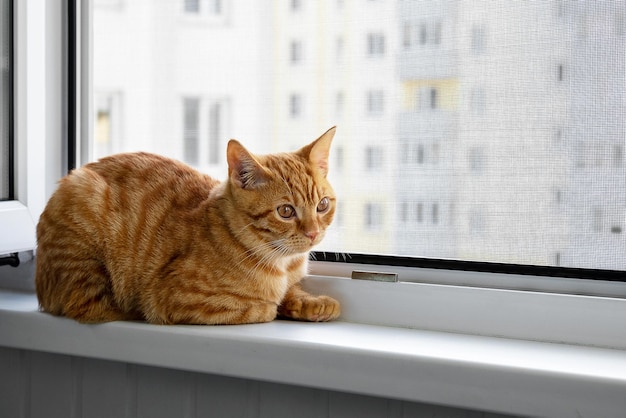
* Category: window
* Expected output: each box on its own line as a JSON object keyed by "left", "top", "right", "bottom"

{"left": 417, "top": 87, "right": 438, "bottom": 110}
{"left": 182, "top": 0, "right": 228, "bottom": 23}
{"left": 0, "top": 0, "right": 62, "bottom": 257}
{"left": 183, "top": 98, "right": 200, "bottom": 165}
{"left": 416, "top": 144, "right": 424, "bottom": 164}
{"left": 403, "top": 20, "right": 442, "bottom": 48}
{"left": 208, "top": 102, "right": 222, "bottom": 165}
{"left": 289, "top": 93, "right": 302, "bottom": 118}
{"left": 289, "top": 40, "right": 302, "bottom": 64}
{"left": 182, "top": 97, "right": 229, "bottom": 169}
{"left": 94, "top": 93, "right": 122, "bottom": 159}
{"left": 366, "top": 90, "right": 384, "bottom": 115}
{"left": 335, "top": 91, "right": 344, "bottom": 118}
{"left": 85, "top": 1, "right": 626, "bottom": 278}
{"left": 184, "top": 0, "right": 200, "bottom": 14}
{"left": 416, "top": 203, "right": 423, "bottom": 223}
{"left": 472, "top": 24, "right": 486, "bottom": 53}
{"left": 290, "top": 0, "right": 302, "bottom": 12}
{"left": 334, "top": 145, "right": 344, "bottom": 172}
{"left": 431, "top": 203, "right": 439, "bottom": 224}
{"left": 367, "top": 32, "right": 385, "bottom": 56}
{"left": 364, "top": 202, "right": 383, "bottom": 230}
{"left": 364, "top": 146, "right": 383, "bottom": 170}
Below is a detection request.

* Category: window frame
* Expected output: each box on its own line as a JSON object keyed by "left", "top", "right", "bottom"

{"left": 0, "top": 0, "right": 65, "bottom": 256}
{"left": 80, "top": 0, "right": 626, "bottom": 295}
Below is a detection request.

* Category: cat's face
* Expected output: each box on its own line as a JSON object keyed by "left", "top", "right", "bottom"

{"left": 226, "top": 127, "right": 336, "bottom": 257}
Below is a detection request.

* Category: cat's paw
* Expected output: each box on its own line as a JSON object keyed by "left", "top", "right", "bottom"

{"left": 278, "top": 295, "right": 340, "bottom": 322}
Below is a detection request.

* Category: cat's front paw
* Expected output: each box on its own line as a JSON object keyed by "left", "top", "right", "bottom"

{"left": 278, "top": 295, "right": 340, "bottom": 322}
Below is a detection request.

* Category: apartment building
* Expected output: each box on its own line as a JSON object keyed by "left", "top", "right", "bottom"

{"left": 394, "top": 0, "right": 625, "bottom": 269}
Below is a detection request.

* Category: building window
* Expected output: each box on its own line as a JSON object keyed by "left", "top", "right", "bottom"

{"left": 433, "top": 21, "right": 442, "bottom": 45}
{"left": 417, "top": 87, "right": 438, "bottom": 111}
{"left": 592, "top": 207, "right": 604, "bottom": 233}
{"left": 419, "top": 23, "right": 428, "bottom": 45}
{"left": 335, "top": 36, "right": 344, "bottom": 62}
{"left": 403, "top": 21, "right": 443, "bottom": 48}
{"left": 183, "top": 98, "right": 200, "bottom": 165}
{"left": 366, "top": 90, "right": 384, "bottom": 115}
{"left": 290, "top": 40, "right": 302, "bottom": 64}
{"left": 472, "top": 24, "right": 486, "bottom": 53}
{"left": 210, "top": 0, "right": 222, "bottom": 15}
{"left": 416, "top": 144, "right": 425, "bottom": 164}
{"left": 416, "top": 203, "right": 424, "bottom": 223}
{"left": 468, "top": 147, "right": 486, "bottom": 174}
{"left": 182, "top": 0, "right": 227, "bottom": 20}
{"left": 289, "top": 94, "right": 302, "bottom": 118}
{"left": 94, "top": 93, "right": 122, "bottom": 160}
{"left": 403, "top": 23, "right": 412, "bottom": 49}
{"left": 208, "top": 102, "right": 222, "bottom": 165}
{"left": 432, "top": 203, "right": 439, "bottom": 224}
{"left": 365, "top": 146, "right": 383, "bottom": 170}
{"left": 431, "top": 142, "right": 440, "bottom": 165}
{"left": 367, "top": 33, "right": 385, "bottom": 56}
{"left": 365, "top": 203, "right": 383, "bottom": 230}
{"left": 335, "top": 91, "right": 344, "bottom": 118}
{"left": 184, "top": 0, "right": 200, "bottom": 13}
{"left": 334, "top": 146, "right": 344, "bottom": 172}
{"left": 291, "top": 0, "right": 302, "bottom": 12}
{"left": 181, "top": 97, "right": 229, "bottom": 167}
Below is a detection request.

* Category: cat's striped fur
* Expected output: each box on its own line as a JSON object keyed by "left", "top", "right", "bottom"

{"left": 35, "top": 127, "right": 340, "bottom": 325}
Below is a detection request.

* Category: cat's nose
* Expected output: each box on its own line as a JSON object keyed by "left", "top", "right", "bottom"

{"left": 304, "top": 230, "right": 319, "bottom": 241}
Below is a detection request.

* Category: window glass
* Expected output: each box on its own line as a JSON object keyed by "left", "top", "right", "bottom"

{"left": 0, "top": 0, "right": 11, "bottom": 201}
{"left": 92, "top": 1, "right": 626, "bottom": 271}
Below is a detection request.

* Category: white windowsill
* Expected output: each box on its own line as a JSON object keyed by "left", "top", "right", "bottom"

{"left": 1, "top": 282, "right": 626, "bottom": 417}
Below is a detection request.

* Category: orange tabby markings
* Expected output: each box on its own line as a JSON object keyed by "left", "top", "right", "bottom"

{"left": 35, "top": 127, "right": 340, "bottom": 325}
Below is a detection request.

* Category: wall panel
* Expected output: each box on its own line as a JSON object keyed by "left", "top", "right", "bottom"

{"left": 0, "top": 347, "right": 516, "bottom": 418}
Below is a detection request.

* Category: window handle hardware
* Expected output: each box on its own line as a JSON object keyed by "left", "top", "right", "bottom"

{"left": 0, "top": 253, "right": 20, "bottom": 268}
{"left": 351, "top": 270, "right": 398, "bottom": 283}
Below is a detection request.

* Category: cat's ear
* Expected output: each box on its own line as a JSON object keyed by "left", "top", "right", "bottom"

{"left": 301, "top": 126, "right": 336, "bottom": 177}
{"left": 227, "top": 140, "right": 269, "bottom": 189}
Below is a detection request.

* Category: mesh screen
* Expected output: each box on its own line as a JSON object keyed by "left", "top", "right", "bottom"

{"left": 92, "top": 1, "right": 626, "bottom": 270}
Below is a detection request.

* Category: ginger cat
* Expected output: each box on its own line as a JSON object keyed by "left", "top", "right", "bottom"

{"left": 35, "top": 127, "right": 340, "bottom": 325}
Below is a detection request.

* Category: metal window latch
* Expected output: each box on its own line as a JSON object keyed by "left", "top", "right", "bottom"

{"left": 0, "top": 253, "right": 20, "bottom": 268}
{"left": 351, "top": 270, "right": 398, "bottom": 283}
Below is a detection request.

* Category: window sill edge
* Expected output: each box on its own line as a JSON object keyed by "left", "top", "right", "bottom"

{"left": 1, "top": 289, "right": 625, "bottom": 417}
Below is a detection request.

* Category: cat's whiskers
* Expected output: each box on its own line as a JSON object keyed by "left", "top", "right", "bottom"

{"left": 236, "top": 240, "right": 279, "bottom": 268}
{"left": 238, "top": 239, "right": 293, "bottom": 283}
{"left": 235, "top": 239, "right": 285, "bottom": 270}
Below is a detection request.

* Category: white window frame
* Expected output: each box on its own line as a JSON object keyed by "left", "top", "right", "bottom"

{"left": 0, "top": 0, "right": 63, "bottom": 256}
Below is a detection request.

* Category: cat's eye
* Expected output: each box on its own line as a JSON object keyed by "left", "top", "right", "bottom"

{"left": 277, "top": 204, "right": 296, "bottom": 219}
{"left": 317, "top": 197, "right": 330, "bottom": 213}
